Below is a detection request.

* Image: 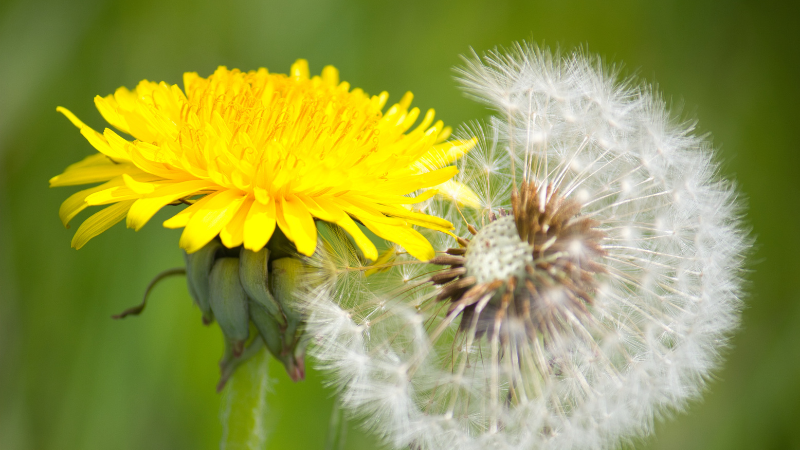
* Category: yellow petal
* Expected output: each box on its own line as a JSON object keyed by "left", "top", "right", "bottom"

{"left": 353, "top": 188, "right": 438, "bottom": 206}
{"left": 435, "top": 126, "right": 452, "bottom": 144}
{"left": 413, "top": 138, "right": 477, "bottom": 171}
{"left": 274, "top": 199, "right": 293, "bottom": 245}
{"left": 104, "top": 130, "right": 176, "bottom": 179}
{"left": 301, "top": 198, "right": 377, "bottom": 260}
{"left": 57, "top": 107, "right": 130, "bottom": 161}
{"left": 438, "top": 180, "right": 482, "bottom": 209}
{"left": 56, "top": 106, "right": 89, "bottom": 129}
{"left": 49, "top": 162, "right": 142, "bottom": 187}
{"left": 243, "top": 196, "right": 277, "bottom": 252}
{"left": 411, "top": 109, "right": 436, "bottom": 135}
{"left": 280, "top": 195, "right": 317, "bottom": 256}
{"left": 220, "top": 196, "right": 253, "bottom": 248}
{"left": 401, "top": 188, "right": 439, "bottom": 204}
{"left": 291, "top": 59, "right": 310, "bottom": 80}
{"left": 298, "top": 196, "right": 344, "bottom": 223}
{"left": 375, "top": 91, "right": 389, "bottom": 109}
{"left": 122, "top": 174, "right": 155, "bottom": 194}
{"left": 354, "top": 200, "right": 453, "bottom": 230}
{"left": 71, "top": 200, "right": 135, "bottom": 249}
{"left": 321, "top": 65, "right": 339, "bottom": 85}
{"left": 335, "top": 213, "right": 378, "bottom": 261}
{"left": 360, "top": 218, "right": 434, "bottom": 261}
{"left": 94, "top": 95, "right": 131, "bottom": 135}
{"left": 124, "top": 140, "right": 180, "bottom": 179}
{"left": 331, "top": 197, "right": 405, "bottom": 226}
{"left": 84, "top": 186, "right": 140, "bottom": 206}
{"left": 378, "top": 166, "right": 458, "bottom": 195}
{"left": 179, "top": 190, "right": 247, "bottom": 253}
{"left": 60, "top": 153, "right": 113, "bottom": 172}
{"left": 163, "top": 193, "right": 217, "bottom": 229}
{"left": 398, "top": 92, "right": 413, "bottom": 110}
{"left": 127, "top": 180, "right": 218, "bottom": 230}
{"left": 58, "top": 178, "right": 124, "bottom": 227}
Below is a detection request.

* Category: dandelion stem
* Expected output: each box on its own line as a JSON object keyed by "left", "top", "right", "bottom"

{"left": 323, "top": 400, "right": 348, "bottom": 450}
{"left": 219, "top": 349, "right": 272, "bottom": 450}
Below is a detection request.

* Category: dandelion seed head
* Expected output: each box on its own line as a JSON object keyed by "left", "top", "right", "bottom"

{"left": 465, "top": 216, "right": 533, "bottom": 284}
{"left": 304, "top": 42, "right": 749, "bottom": 450}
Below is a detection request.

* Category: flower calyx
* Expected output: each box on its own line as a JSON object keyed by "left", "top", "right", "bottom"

{"left": 117, "top": 231, "right": 309, "bottom": 391}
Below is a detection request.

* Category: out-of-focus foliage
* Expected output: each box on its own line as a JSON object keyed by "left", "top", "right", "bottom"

{"left": 0, "top": 0, "right": 797, "bottom": 449}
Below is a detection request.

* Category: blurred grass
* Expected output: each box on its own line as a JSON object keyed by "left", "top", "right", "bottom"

{"left": 1, "top": 0, "right": 799, "bottom": 449}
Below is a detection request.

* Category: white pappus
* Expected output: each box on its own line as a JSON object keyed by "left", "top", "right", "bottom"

{"left": 301, "top": 42, "right": 750, "bottom": 450}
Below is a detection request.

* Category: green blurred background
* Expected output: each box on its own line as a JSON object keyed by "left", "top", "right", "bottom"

{"left": 1, "top": 0, "right": 798, "bottom": 448}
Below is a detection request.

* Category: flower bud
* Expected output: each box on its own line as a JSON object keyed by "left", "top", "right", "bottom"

{"left": 239, "top": 247, "right": 285, "bottom": 326}
{"left": 208, "top": 257, "right": 249, "bottom": 356}
{"left": 183, "top": 239, "right": 223, "bottom": 324}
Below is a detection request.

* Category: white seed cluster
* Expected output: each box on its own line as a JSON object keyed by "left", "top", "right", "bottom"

{"left": 465, "top": 215, "right": 533, "bottom": 284}
{"left": 303, "top": 43, "right": 749, "bottom": 450}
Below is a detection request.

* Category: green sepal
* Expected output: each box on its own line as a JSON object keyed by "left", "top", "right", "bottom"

{"left": 209, "top": 257, "right": 249, "bottom": 356}
{"left": 269, "top": 257, "right": 304, "bottom": 320}
{"left": 239, "top": 247, "right": 285, "bottom": 325}
{"left": 184, "top": 239, "right": 223, "bottom": 324}
{"left": 251, "top": 299, "right": 305, "bottom": 382}
{"left": 249, "top": 301, "right": 283, "bottom": 360}
{"left": 271, "top": 257, "right": 304, "bottom": 348}
{"left": 269, "top": 257, "right": 307, "bottom": 381}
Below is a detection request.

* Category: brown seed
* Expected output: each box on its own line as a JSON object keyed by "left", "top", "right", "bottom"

{"left": 429, "top": 255, "right": 466, "bottom": 266}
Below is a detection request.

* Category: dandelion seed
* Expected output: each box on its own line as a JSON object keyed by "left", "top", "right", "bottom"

{"left": 303, "top": 43, "right": 749, "bottom": 450}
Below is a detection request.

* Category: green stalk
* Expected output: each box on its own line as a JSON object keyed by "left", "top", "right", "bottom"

{"left": 219, "top": 348, "right": 272, "bottom": 450}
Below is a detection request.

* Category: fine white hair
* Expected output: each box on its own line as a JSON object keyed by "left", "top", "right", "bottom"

{"left": 302, "top": 42, "right": 749, "bottom": 450}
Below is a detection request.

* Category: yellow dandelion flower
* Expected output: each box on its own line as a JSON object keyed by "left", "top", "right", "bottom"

{"left": 52, "top": 60, "right": 476, "bottom": 261}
